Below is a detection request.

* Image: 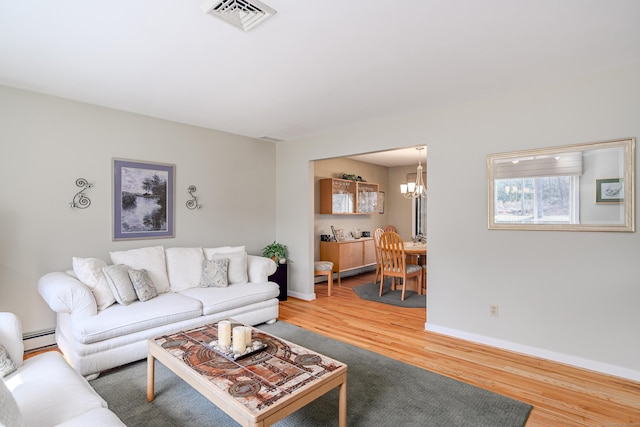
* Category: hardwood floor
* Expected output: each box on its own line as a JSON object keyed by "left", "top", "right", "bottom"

{"left": 281, "top": 271, "right": 640, "bottom": 427}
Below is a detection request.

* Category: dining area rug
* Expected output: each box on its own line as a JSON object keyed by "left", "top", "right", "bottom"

{"left": 91, "top": 321, "right": 531, "bottom": 426}
{"left": 353, "top": 278, "right": 425, "bottom": 308}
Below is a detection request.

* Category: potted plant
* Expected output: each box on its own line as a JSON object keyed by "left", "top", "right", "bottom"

{"left": 262, "top": 241, "right": 289, "bottom": 265}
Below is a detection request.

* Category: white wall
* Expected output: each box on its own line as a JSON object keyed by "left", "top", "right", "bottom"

{"left": 0, "top": 86, "right": 277, "bottom": 334}
{"left": 276, "top": 65, "right": 640, "bottom": 380}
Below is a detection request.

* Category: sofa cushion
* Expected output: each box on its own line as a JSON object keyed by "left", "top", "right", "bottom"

{"left": 72, "top": 257, "right": 116, "bottom": 311}
{"left": 200, "top": 259, "right": 229, "bottom": 288}
{"left": 103, "top": 265, "right": 138, "bottom": 305}
{"left": 110, "top": 246, "right": 170, "bottom": 293}
{"left": 0, "top": 377, "right": 22, "bottom": 427}
{"left": 204, "top": 246, "right": 248, "bottom": 284}
{"left": 179, "top": 282, "right": 280, "bottom": 316}
{"left": 128, "top": 269, "right": 158, "bottom": 302}
{"left": 165, "top": 247, "right": 204, "bottom": 292}
{"left": 71, "top": 293, "right": 203, "bottom": 344}
{"left": 4, "top": 352, "right": 107, "bottom": 427}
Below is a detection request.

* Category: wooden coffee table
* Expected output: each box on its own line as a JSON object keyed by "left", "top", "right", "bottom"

{"left": 147, "top": 320, "right": 347, "bottom": 427}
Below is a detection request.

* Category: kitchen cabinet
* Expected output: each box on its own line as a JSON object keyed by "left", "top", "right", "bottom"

{"left": 320, "top": 237, "right": 376, "bottom": 285}
{"left": 319, "top": 178, "right": 379, "bottom": 214}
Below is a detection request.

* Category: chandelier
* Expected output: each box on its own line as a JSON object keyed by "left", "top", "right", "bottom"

{"left": 400, "top": 147, "right": 427, "bottom": 199}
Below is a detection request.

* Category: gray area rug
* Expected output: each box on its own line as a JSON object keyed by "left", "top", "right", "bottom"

{"left": 91, "top": 322, "right": 531, "bottom": 426}
{"left": 353, "top": 278, "right": 426, "bottom": 308}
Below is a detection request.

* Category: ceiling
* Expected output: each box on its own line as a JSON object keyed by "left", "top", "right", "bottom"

{"left": 347, "top": 147, "right": 426, "bottom": 168}
{"left": 1, "top": 1, "right": 639, "bottom": 152}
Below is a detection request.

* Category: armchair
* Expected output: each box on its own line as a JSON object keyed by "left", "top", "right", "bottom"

{"left": 0, "top": 312, "right": 125, "bottom": 426}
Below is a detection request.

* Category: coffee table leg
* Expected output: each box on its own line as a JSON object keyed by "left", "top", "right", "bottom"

{"left": 339, "top": 377, "right": 347, "bottom": 427}
{"left": 147, "top": 353, "right": 155, "bottom": 402}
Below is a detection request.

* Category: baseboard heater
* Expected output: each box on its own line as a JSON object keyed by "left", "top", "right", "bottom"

{"left": 23, "top": 328, "right": 56, "bottom": 351}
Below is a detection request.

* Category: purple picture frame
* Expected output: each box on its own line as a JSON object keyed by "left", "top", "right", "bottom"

{"left": 113, "top": 159, "right": 175, "bottom": 240}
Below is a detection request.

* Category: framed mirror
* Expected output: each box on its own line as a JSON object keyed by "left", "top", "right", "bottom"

{"left": 487, "top": 138, "right": 635, "bottom": 232}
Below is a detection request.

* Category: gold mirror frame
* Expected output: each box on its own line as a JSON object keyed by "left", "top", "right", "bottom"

{"left": 487, "top": 138, "right": 635, "bottom": 232}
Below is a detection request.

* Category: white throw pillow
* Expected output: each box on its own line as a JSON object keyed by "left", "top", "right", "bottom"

{"left": 72, "top": 257, "right": 116, "bottom": 311}
{"left": 207, "top": 249, "right": 248, "bottom": 284}
{"left": 202, "top": 246, "right": 236, "bottom": 259}
{"left": 165, "top": 247, "right": 204, "bottom": 292}
{"left": 110, "top": 246, "right": 170, "bottom": 293}
{"left": 0, "top": 378, "right": 22, "bottom": 427}
{"left": 103, "top": 264, "right": 138, "bottom": 305}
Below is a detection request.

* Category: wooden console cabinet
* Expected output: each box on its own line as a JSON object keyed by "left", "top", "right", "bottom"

{"left": 320, "top": 237, "right": 376, "bottom": 285}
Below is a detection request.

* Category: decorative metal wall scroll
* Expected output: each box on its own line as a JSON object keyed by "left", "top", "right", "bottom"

{"left": 70, "top": 178, "right": 93, "bottom": 209}
{"left": 186, "top": 185, "right": 202, "bottom": 210}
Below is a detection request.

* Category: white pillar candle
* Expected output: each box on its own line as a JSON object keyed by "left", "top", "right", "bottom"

{"left": 243, "top": 326, "right": 252, "bottom": 344}
{"left": 232, "top": 326, "right": 246, "bottom": 353}
{"left": 218, "top": 320, "right": 231, "bottom": 348}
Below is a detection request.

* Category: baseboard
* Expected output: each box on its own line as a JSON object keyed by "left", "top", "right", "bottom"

{"left": 22, "top": 328, "right": 56, "bottom": 351}
{"left": 425, "top": 322, "right": 640, "bottom": 383}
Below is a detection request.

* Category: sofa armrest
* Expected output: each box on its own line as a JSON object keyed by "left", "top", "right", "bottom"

{"left": 0, "top": 312, "right": 24, "bottom": 368}
{"left": 246, "top": 255, "right": 277, "bottom": 283}
{"left": 37, "top": 272, "right": 97, "bottom": 318}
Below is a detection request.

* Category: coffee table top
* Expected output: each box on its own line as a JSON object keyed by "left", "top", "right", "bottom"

{"left": 149, "top": 320, "right": 346, "bottom": 416}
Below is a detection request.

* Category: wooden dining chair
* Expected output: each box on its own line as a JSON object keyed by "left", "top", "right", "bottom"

{"left": 373, "top": 227, "right": 384, "bottom": 284}
{"left": 378, "top": 231, "right": 422, "bottom": 301}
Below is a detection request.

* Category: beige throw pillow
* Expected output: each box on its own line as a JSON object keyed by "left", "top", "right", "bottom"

{"left": 103, "top": 264, "right": 138, "bottom": 305}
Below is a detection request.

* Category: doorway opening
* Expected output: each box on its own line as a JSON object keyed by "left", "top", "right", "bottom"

{"left": 312, "top": 146, "right": 427, "bottom": 312}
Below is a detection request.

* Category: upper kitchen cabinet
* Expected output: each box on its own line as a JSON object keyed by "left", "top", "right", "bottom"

{"left": 319, "top": 178, "right": 379, "bottom": 214}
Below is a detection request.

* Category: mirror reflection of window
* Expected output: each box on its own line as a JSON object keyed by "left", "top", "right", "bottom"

{"left": 495, "top": 176, "right": 579, "bottom": 224}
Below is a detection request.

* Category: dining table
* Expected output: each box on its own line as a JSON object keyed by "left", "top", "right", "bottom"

{"left": 404, "top": 241, "right": 427, "bottom": 293}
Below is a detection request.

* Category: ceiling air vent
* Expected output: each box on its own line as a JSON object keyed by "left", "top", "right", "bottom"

{"left": 202, "top": 0, "right": 276, "bottom": 32}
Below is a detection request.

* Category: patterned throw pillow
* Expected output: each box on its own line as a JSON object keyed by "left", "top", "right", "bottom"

{"left": 204, "top": 246, "right": 248, "bottom": 284}
{"left": 211, "top": 251, "right": 247, "bottom": 284}
{"left": 200, "top": 259, "right": 229, "bottom": 288}
{"left": 0, "top": 344, "right": 17, "bottom": 378}
{"left": 128, "top": 269, "right": 158, "bottom": 302}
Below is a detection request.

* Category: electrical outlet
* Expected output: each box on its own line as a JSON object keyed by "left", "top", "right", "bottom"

{"left": 489, "top": 304, "right": 499, "bottom": 317}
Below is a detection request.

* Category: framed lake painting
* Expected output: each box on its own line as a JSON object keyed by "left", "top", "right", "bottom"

{"left": 113, "top": 159, "right": 175, "bottom": 240}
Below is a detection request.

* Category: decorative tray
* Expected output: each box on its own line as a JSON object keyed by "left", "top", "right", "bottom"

{"left": 208, "top": 340, "right": 267, "bottom": 361}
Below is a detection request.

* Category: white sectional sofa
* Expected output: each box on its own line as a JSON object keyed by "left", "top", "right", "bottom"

{"left": 1, "top": 312, "right": 125, "bottom": 427}
{"left": 37, "top": 245, "right": 280, "bottom": 378}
